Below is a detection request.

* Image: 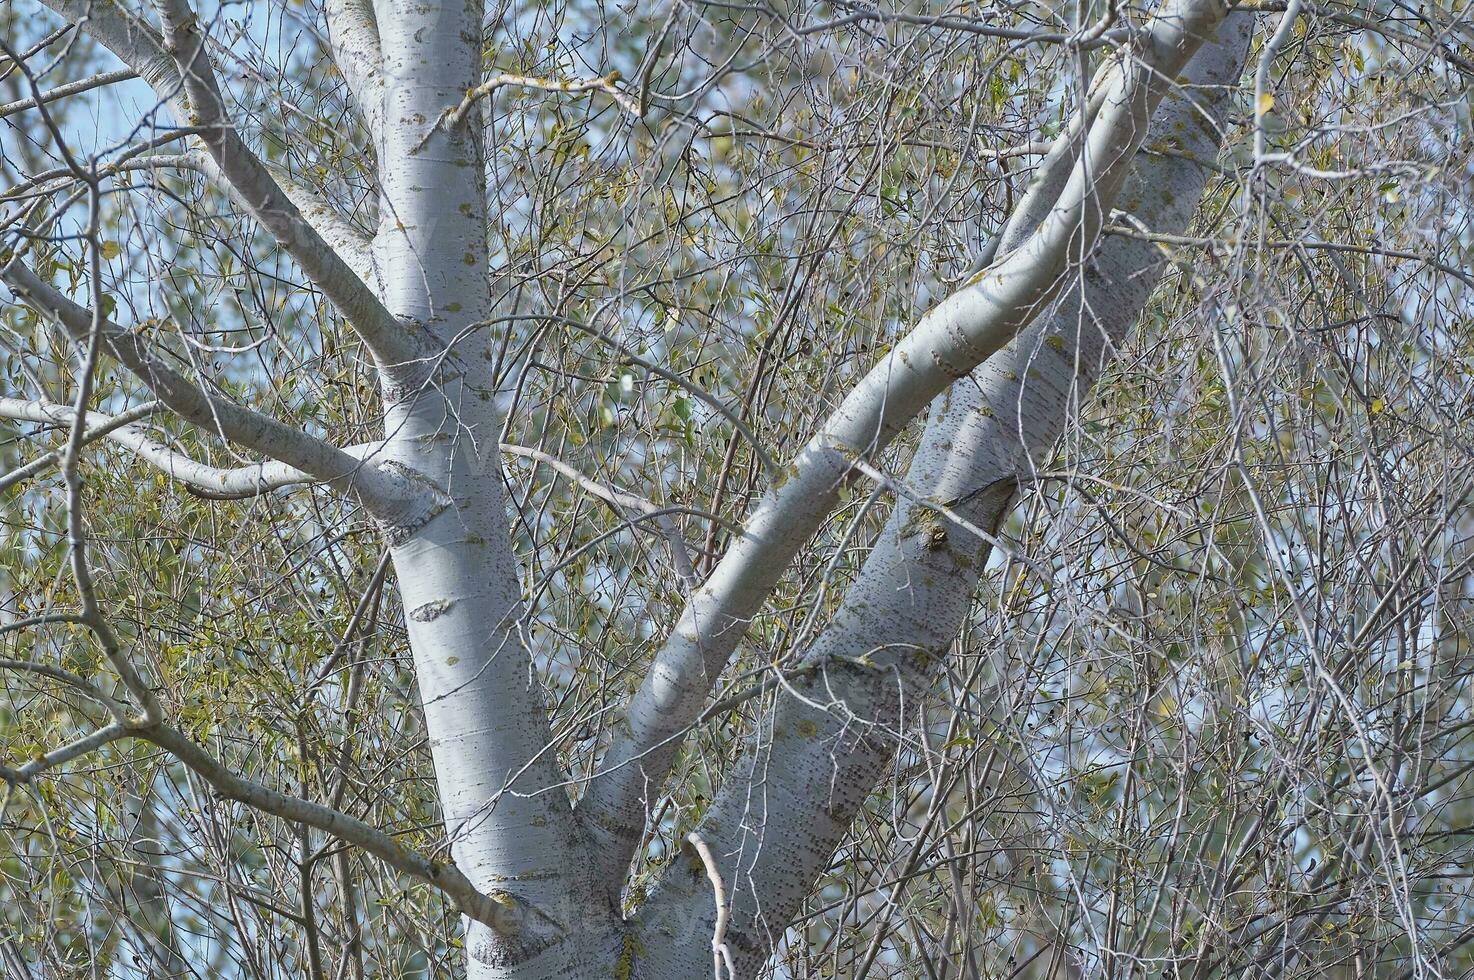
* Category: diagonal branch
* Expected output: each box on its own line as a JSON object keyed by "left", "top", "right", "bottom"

{"left": 0, "top": 396, "right": 390, "bottom": 496}
{"left": 32, "top": 0, "right": 418, "bottom": 375}
{"left": 0, "top": 260, "right": 424, "bottom": 519}
{"left": 629, "top": 16, "right": 1254, "bottom": 973}
{"left": 0, "top": 715, "right": 544, "bottom": 939}
{"left": 577, "top": 0, "right": 1232, "bottom": 893}
{"left": 137, "top": 723, "right": 540, "bottom": 936}
{"left": 0, "top": 659, "right": 130, "bottom": 719}
{"left": 149, "top": 0, "right": 422, "bottom": 372}
{"left": 0, "top": 69, "right": 137, "bottom": 121}
{"left": 266, "top": 163, "right": 376, "bottom": 285}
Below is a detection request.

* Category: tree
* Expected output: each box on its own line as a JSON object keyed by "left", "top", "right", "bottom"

{"left": 1, "top": 0, "right": 1471, "bottom": 974}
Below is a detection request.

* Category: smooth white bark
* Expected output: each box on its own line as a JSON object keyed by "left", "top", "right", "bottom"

{"left": 632, "top": 16, "right": 1254, "bottom": 974}
{"left": 0, "top": 264, "right": 424, "bottom": 518}
{"left": 32, "top": 0, "right": 407, "bottom": 370}
{"left": 581, "top": 0, "right": 1232, "bottom": 894}
{"left": 0, "top": 397, "right": 382, "bottom": 496}
{"left": 1, "top": 0, "right": 1252, "bottom": 973}
{"left": 367, "top": 0, "right": 619, "bottom": 972}
{"left": 322, "top": 0, "right": 385, "bottom": 139}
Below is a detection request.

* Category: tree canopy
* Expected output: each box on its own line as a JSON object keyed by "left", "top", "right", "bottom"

{"left": 1, "top": 0, "right": 1473, "bottom": 976}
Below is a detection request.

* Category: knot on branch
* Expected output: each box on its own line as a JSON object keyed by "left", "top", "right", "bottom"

{"left": 372, "top": 460, "right": 452, "bottom": 545}
{"left": 464, "top": 894, "right": 566, "bottom": 969}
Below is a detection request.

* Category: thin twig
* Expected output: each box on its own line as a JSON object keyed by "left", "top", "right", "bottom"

{"left": 686, "top": 832, "right": 736, "bottom": 980}
{"left": 442, "top": 71, "right": 639, "bottom": 131}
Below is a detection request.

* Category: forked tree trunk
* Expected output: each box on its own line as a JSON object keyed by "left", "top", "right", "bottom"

{"left": 631, "top": 15, "right": 1254, "bottom": 976}
{"left": 368, "top": 3, "right": 1249, "bottom": 975}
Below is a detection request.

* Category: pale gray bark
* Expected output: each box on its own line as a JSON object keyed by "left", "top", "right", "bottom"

{"left": 365, "top": 0, "right": 620, "bottom": 972}
{"left": 0, "top": 0, "right": 1256, "bottom": 974}
{"left": 0, "top": 267, "right": 423, "bottom": 518}
{"left": 0, "top": 69, "right": 137, "bottom": 121}
{"left": 0, "top": 397, "right": 381, "bottom": 496}
{"left": 30, "top": 0, "right": 403, "bottom": 368}
{"left": 630, "top": 15, "right": 1254, "bottom": 976}
{"left": 322, "top": 0, "right": 384, "bottom": 139}
{"left": 580, "top": 0, "right": 1232, "bottom": 895}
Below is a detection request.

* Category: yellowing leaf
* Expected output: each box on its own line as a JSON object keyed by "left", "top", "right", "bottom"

{"left": 1370, "top": 397, "right": 1385, "bottom": 415}
{"left": 99, "top": 240, "right": 121, "bottom": 260}
{"left": 1256, "top": 92, "right": 1275, "bottom": 116}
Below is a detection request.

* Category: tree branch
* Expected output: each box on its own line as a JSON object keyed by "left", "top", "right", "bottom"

{"left": 0, "top": 399, "right": 160, "bottom": 493}
{"left": 0, "top": 396, "right": 393, "bottom": 496}
{"left": 322, "top": 0, "right": 384, "bottom": 137}
{"left": 630, "top": 16, "right": 1254, "bottom": 972}
{"left": 442, "top": 71, "right": 640, "bottom": 130}
{"left": 137, "top": 722, "right": 543, "bottom": 936}
{"left": 33, "top": 0, "right": 418, "bottom": 375}
{"left": 0, "top": 69, "right": 137, "bottom": 121}
{"left": 2, "top": 722, "right": 129, "bottom": 784}
{"left": 0, "top": 658, "right": 131, "bottom": 719}
{"left": 0, "top": 713, "right": 545, "bottom": 941}
{"left": 0, "top": 260, "right": 426, "bottom": 520}
{"left": 577, "top": 0, "right": 1232, "bottom": 893}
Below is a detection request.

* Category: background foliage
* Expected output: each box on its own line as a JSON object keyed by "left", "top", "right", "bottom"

{"left": 3, "top": 0, "right": 1473, "bottom": 975}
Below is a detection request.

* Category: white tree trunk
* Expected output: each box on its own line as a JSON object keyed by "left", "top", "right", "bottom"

{"left": 632, "top": 15, "right": 1254, "bottom": 975}
{"left": 580, "top": 0, "right": 1233, "bottom": 890}
{"left": 0, "top": 0, "right": 1251, "bottom": 974}
{"left": 369, "top": 0, "right": 617, "bottom": 973}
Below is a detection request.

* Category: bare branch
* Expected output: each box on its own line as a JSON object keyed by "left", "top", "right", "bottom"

{"left": 0, "top": 396, "right": 392, "bottom": 497}
{"left": 686, "top": 832, "right": 736, "bottom": 980}
{"left": 33, "top": 0, "right": 419, "bottom": 375}
{"left": 579, "top": 0, "right": 1232, "bottom": 890}
{"left": 0, "top": 69, "right": 137, "bottom": 121}
{"left": 0, "top": 399, "right": 161, "bottom": 493}
{"left": 443, "top": 71, "right": 640, "bottom": 130}
{"left": 0, "top": 658, "right": 131, "bottom": 719}
{"left": 137, "top": 722, "right": 544, "bottom": 938}
{"left": 2, "top": 722, "right": 129, "bottom": 784}
{"left": 0, "top": 260, "right": 426, "bottom": 519}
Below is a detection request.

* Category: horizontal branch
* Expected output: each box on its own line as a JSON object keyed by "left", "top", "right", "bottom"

{"left": 790, "top": 6, "right": 1133, "bottom": 48}
{"left": 0, "top": 397, "right": 703, "bottom": 564}
{"left": 0, "top": 613, "right": 90, "bottom": 637}
{"left": 0, "top": 261, "right": 427, "bottom": 520}
{"left": 0, "top": 399, "right": 160, "bottom": 493}
{"left": 0, "top": 130, "right": 202, "bottom": 209}
{"left": 0, "top": 69, "right": 137, "bottom": 121}
{"left": 443, "top": 71, "right": 639, "bottom": 130}
{"left": 1101, "top": 223, "right": 1474, "bottom": 289}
